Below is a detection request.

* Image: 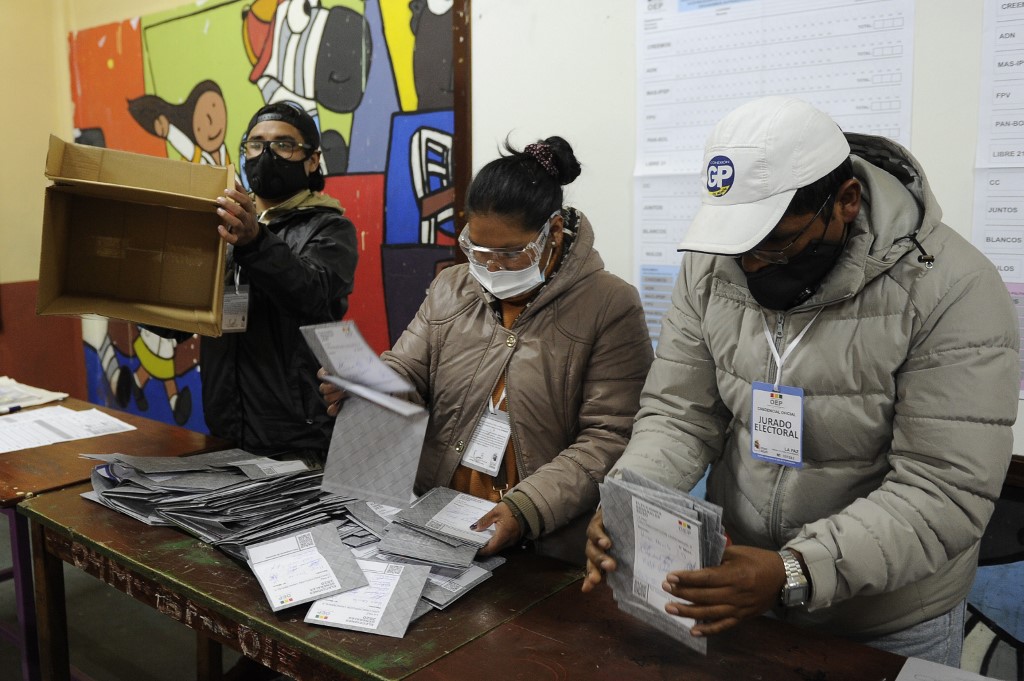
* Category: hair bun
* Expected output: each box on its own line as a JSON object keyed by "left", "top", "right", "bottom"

{"left": 540, "top": 136, "right": 582, "bottom": 186}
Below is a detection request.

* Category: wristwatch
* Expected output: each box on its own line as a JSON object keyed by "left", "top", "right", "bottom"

{"left": 778, "top": 549, "right": 810, "bottom": 607}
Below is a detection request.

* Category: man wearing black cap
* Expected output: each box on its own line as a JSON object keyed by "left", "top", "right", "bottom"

{"left": 204, "top": 101, "right": 357, "bottom": 461}
{"left": 583, "top": 96, "right": 1018, "bottom": 665}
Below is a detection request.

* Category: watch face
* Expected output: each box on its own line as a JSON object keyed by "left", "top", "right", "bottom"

{"left": 784, "top": 583, "right": 809, "bottom": 606}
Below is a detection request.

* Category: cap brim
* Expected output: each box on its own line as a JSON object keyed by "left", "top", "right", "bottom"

{"left": 676, "top": 188, "right": 797, "bottom": 256}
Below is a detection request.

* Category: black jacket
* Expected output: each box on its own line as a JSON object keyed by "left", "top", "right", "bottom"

{"left": 201, "top": 194, "right": 358, "bottom": 456}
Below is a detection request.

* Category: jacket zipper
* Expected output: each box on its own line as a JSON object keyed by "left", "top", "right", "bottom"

{"left": 767, "top": 311, "right": 789, "bottom": 546}
{"left": 504, "top": 367, "right": 526, "bottom": 493}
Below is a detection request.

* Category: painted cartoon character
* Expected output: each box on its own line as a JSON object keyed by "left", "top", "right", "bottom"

{"left": 128, "top": 80, "right": 231, "bottom": 166}
{"left": 242, "top": 0, "right": 371, "bottom": 174}
{"left": 410, "top": 0, "right": 454, "bottom": 110}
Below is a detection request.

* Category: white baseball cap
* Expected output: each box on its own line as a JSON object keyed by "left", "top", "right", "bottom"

{"left": 677, "top": 96, "right": 851, "bottom": 256}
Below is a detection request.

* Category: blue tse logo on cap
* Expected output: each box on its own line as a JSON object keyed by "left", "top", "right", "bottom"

{"left": 706, "top": 155, "right": 734, "bottom": 197}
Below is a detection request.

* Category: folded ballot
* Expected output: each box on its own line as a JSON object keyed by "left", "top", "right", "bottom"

{"left": 301, "top": 321, "right": 427, "bottom": 508}
{"left": 599, "top": 469, "right": 727, "bottom": 655}
{"left": 245, "top": 522, "right": 368, "bottom": 612}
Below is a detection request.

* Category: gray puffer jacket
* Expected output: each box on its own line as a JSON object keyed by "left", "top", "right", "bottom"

{"left": 611, "top": 133, "right": 1019, "bottom": 636}
{"left": 383, "top": 209, "right": 653, "bottom": 564}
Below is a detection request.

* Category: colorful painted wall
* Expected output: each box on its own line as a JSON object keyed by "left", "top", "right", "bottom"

{"left": 69, "top": 0, "right": 457, "bottom": 430}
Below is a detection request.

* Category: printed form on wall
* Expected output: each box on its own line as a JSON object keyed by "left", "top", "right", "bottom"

{"left": 973, "top": 0, "right": 1024, "bottom": 396}
{"left": 634, "top": 0, "right": 915, "bottom": 344}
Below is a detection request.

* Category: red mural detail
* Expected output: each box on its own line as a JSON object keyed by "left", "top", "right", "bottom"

{"left": 68, "top": 21, "right": 165, "bottom": 156}
{"left": 323, "top": 174, "right": 388, "bottom": 355}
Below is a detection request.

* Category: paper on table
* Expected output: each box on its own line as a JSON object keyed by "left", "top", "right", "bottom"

{"left": 246, "top": 523, "right": 367, "bottom": 612}
{"left": 377, "top": 523, "right": 478, "bottom": 568}
{"left": 0, "top": 376, "right": 68, "bottom": 410}
{"left": 0, "top": 406, "right": 134, "bottom": 454}
{"left": 395, "top": 487, "right": 496, "bottom": 548}
{"left": 304, "top": 559, "right": 430, "bottom": 638}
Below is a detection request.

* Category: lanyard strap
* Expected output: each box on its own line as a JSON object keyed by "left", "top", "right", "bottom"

{"left": 489, "top": 386, "right": 507, "bottom": 414}
{"left": 760, "top": 309, "right": 823, "bottom": 389}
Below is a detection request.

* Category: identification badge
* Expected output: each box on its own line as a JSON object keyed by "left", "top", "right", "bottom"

{"left": 751, "top": 381, "right": 803, "bottom": 467}
{"left": 222, "top": 285, "right": 250, "bottom": 333}
{"left": 460, "top": 410, "right": 511, "bottom": 476}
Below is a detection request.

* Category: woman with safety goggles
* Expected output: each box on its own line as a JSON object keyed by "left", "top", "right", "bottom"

{"left": 324, "top": 135, "right": 653, "bottom": 564}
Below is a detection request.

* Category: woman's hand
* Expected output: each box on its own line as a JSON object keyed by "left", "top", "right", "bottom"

{"left": 316, "top": 367, "right": 348, "bottom": 416}
{"left": 472, "top": 502, "right": 524, "bottom": 557}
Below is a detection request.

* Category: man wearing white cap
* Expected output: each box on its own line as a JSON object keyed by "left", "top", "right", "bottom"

{"left": 583, "top": 96, "right": 1019, "bottom": 664}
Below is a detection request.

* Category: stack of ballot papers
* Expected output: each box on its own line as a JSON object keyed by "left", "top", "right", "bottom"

{"left": 378, "top": 487, "right": 497, "bottom": 568}
{"left": 300, "top": 321, "right": 427, "bottom": 508}
{"left": 0, "top": 405, "right": 133, "bottom": 454}
{"left": 82, "top": 449, "right": 365, "bottom": 560}
{"left": 85, "top": 453, "right": 506, "bottom": 638}
{"left": 599, "top": 468, "right": 727, "bottom": 655}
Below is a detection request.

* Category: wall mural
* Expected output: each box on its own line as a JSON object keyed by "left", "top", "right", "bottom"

{"left": 71, "top": 0, "right": 456, "bottom": 431}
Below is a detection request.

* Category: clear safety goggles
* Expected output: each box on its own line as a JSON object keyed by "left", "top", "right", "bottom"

{"left": 458, "top": 218, "right": 553, "bottom": 272}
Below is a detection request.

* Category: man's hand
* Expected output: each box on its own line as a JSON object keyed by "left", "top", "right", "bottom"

{"left": 661, "top": 545, "right": 787, "bottom": 637}
{"left": 316, "top": 368, "right": 348, "bottom": 416}
{"left": 472, "top": 502, "right": 523, "bottom": 557}
{"left": 582, "top": 508, "right": 617, "bottom": 593}
{"left": 216, "top": 182, "right": 260, "bottom": 246}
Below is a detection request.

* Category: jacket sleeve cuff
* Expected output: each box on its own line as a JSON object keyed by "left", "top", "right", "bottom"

{"left": 501, "top": 491, "right": 543, "bottom": 540}
{"left": 785, "top": 537, "right": 836, "bottom": 611}
{"left": 232, "top": 224, "right": 269, "bottom": 259}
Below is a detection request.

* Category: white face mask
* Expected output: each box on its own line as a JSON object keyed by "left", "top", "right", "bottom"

{"left": 468, "top": 258, "right": 546, "bottom": 299}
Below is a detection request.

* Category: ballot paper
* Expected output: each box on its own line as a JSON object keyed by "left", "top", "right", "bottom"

{"left": 304, "top": 559, "right": 430, "bottom": 638}
{"left": 301, "top": 321, "right": 428, "bottom": 508}
{"left": 599, "top": 469, "right": 727, "bottom": 655}
{"left": 421, "top": 564, "right": 493, "bottom": 610}
{"left": 376, "top": 522, "right": 478, "bottom": 568}
{"left": 394, "top": 487, "right": 496, "bottom": 548}
{"left": 245, "top": 523, "right": 367, "bottom": 612}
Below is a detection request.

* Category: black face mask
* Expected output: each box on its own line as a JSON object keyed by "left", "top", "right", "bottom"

{"left": 244, "top": 148, "right": 310, "bottom": 200}
{"left": 742, "top": 237, "right": 846, "bottom": 310}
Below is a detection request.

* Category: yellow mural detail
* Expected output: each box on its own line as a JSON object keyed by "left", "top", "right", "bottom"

{"left": 379, "top": 0, "right": 417, "bottom": 112}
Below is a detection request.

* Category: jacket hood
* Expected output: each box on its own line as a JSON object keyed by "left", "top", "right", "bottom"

{"left": 712, "top": 133, "right": 943, "bottom": 310}
{"left": 467, "top": 208, "right": 606, "bottom": 321}
{"left": 258, "top": 189, "right": 344, "bottom": 223}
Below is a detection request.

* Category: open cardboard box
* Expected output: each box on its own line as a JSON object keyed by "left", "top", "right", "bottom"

{"left": 36, "top": 135, "right": 234, "bottom": 337}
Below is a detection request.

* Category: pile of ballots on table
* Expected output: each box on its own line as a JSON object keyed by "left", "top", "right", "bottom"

{"left": 599, "top": 468, "right": 727, "bottom": 655}
{"left": 83, "top": 449, "right": 504, "bottom": 638}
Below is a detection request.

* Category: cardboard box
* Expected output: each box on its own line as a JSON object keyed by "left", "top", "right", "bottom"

{"left": 37, "top": 136, "right": 234, "bottom": 336}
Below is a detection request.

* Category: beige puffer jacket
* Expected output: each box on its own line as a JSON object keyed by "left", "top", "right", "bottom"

{"left": 612, "top": 134, "right": 1019, "bottom": 636}
{"left": 383, "top": 209, "right": 654, "bottom": 564}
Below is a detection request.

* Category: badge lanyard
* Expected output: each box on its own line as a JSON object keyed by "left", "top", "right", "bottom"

{"left": 460, "top": 386, "right": 511, "bottom": 477}
{"left": 750, "top": 310, "right": 822, "bottom": 467}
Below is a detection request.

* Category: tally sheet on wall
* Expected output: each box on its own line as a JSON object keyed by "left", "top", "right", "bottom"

{"left": 973, "top": 0, "right": 1024, "bottom": 395}
{"left": 634, "top": 0, "right": 915, "bottom": 344}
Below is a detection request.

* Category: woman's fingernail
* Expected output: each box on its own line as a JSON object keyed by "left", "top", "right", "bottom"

{"left": 469, "top": 523, "right": 477, "bottom": 530}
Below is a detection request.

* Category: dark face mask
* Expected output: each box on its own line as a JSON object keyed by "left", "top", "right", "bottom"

{"left": 742, "top": 236, "right": 846, "bottom": 310}
{"left": 244, "top": 148, "right": 310, "bottom": 200}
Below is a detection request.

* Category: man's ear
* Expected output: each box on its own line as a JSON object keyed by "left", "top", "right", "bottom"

{"left": 835, "top": 178, "right": 861, "bottom": 223}
{"left": 306, "top": 150, "right": 321, "bottom": 174}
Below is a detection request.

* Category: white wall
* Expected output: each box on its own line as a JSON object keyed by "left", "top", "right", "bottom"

{"left": 471, "top": 0, "right": 1024, "bottom": 454}
{"left": 471, "top": 0, "right": 636, "bottom": 281}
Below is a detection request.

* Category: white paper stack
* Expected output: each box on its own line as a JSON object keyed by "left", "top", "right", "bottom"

{"left": 600, "top": 468, "right": 727, "bottom": 655}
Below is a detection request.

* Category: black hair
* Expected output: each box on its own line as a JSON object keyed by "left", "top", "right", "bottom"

{"left": 127, "top": 80, "right": 222, "bottom": 144}
{"left": 465, "top": 135, "right": 582, "bottom": 231}
{"left": 785, "top": 157, "right": 853, "bottom": 216}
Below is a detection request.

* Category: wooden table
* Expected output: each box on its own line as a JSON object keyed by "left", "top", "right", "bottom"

{"left": 21, "top": 484, "right": 911, "bottom": 681}
{"left": 0, "top": 398, "right": 229, "bottom": 681}
{"left": 409, "top": 575, "right": 906, "bottom": 681}
{"left": 23, "top": 484, "right": 583, "bottom": 681}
